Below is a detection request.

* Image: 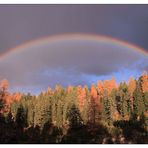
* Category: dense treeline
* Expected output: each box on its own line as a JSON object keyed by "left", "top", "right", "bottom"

{"left": 0, "top": 72, "right": 148, "bottom": 144}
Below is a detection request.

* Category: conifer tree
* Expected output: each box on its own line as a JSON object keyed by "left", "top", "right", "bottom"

{"left": 141, "top": 71, "right": 148, "bottom": 93}
{"left": 16, "top": 104, "right": 27, "bottom": 128}
{"left": 133, "top": 81, "right": 145, "bottom": 117}
{"left": 102, "top": 90, "right": 111, "bottom": 124}
{"left": 67, "top": 104, "right": 83, "bottom": 128}
{"left": 89, "top": 84, "right": 99, "bottom": 124}
{"left": 128, "top": 77, "right": 136, "bottom": 112}
{"left": 116, "top": 82, "right": 129, "bottom": 118}
{"left": 34, "top": 93, "right": 51, "bottom": 129}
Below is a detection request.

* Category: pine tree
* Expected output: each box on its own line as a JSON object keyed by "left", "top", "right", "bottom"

{"left": 51, "top": 85, "right": 65, "bottom": 126}
{"left": 116, "top": 82, "right": 129, "bottom": 119}
{"left": 66, "top": 104, "right": 83, "bottom": 129}
{"left": 110, "top": 88, "right": 120, "bottom": 120}
{"left": 63, "top": 87, "right": 77, "bottom": 125}
{"left": 34, "top": 93, "right": 51, "bottom": 129}
{"left": 25, "top": 94, "right": 35, "bottom": 127}
{"left": 128, "top": 77, "right": 136, "bottom": 112}
{"left": 16, "top": 104, "right": 27, "bottom": 128}
{"left": 102, "top": 90, "right": 111, "bottom": 124}
{"left": 133, "top": 81, "right": 145, "bottom": 117}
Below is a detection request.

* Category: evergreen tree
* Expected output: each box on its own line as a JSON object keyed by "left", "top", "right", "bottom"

{"left": 34, "top": 93, "right": 51, "bottom": 129}
{"left": 133, "top": 81, "right": 145, "bottom": 117}
{"left": 66, "top": 104, "right": 83, "bottom": 128}
{"left": 16, "top": 104, "right": 27, "bottom": 128}
{"left": 102, "top": 90, "right": 111, "bottom": 124}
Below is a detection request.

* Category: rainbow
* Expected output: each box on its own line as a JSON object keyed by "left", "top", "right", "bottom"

{"left": 0, "top": 33, "right": 147, "bottom": 60}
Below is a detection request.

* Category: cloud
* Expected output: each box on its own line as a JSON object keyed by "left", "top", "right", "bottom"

{"left": 0, "top": 5, "right": 148, "bottom": 53}
{"left": 0, "top": 37, "right": 147, "bottom": 93}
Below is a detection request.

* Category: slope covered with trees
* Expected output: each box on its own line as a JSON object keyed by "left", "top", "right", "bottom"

{"left": 0, "top": 72, "right": 147, "bottom": 144}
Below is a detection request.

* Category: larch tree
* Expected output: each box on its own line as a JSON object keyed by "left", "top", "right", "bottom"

{"left": 141, "top": 72, "right": 148, "bottom": 115}
{"left": 0, "top": 79, "right": 9, "bottom": 91}
{"left": 104, "top": 77, "right": 118, "bottom": 95}
{"left": 78, "top": 86, "right": 86, "bottom": 111}
{"left": 141, "top": 71, "right": 148, "bottom": 93}
{"left": 89, "top": 84, "right": 99, "bottom": 125}
{"left": 103, "top": 77, "right": 118, "bottom": 121}
{"left": 77, "top": 86, "right": 90, "bottom": 124}
{"left": 97, "top": 80, "right": 104, "bottom": 115}
{"left": 0, "top": 79, "right": 13, "bottom": 113}
{"left": 97, "top": 80, "right": 104, "bottom": 99}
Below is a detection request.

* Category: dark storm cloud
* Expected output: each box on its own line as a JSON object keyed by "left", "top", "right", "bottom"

{"left": 0, "top": 5, "right": 148, "bottom": 93}
{"left": 0, "top": 38, "right": 147, "bottom": 92}
{"left": 0, "top": 5, "right": 148, "bottom": 54}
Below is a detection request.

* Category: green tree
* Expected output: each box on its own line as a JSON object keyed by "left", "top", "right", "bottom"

{"left": 34, "top": 93, "right": 52, "bottom": 130}
{"left": 102, "top": 90, "right": 111, "bottom": 124}
{"left": 133, "top": 81, "right": 145, "bottom": 117}
{"left": 67, "top": 104, "right": 83, "bottom": 128}
{"left": 16, "top": 104, "right": 27, "bottom": 128}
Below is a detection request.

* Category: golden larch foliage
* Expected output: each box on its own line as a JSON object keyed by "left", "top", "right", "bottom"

{"left": 55, "top": 85, "right": 62, "bottom": 92}
{"left": 91, "top": 85, "right": 98, "bottom": 101}
{"left": 47, "top": 87, "right": 53, "bottom": 94}
{"left": 111, "top": 77, "right": 118, "bottom": 89}
{"left": 0, "top": 79, "right": 9, "bottom": 91}
{"left": 97, "top": 80, "right": 104, "bottom": 97}
{"left": 104, "top": 77, "right": 117, "bottom": 95}
{"left": 67, "top": 85, "right": 73, "bottom": 93}
{"left": 5, "top": 94, "right": 13, "bottom": 109}
{"left": 113, "top": 111, "right": 121, "bottom": 121}
{"left": 128, "top": 77, "right": 136, "bottom": 96}
{"left": 141, "top": 71, "right": 148, "bottom": 93}
{"left": 78, "top": 87, "right": 86, "bottom": 110}
{"left": 13, "top": 92, "right": 22, "bottom": 102}
{"left": 0, "top": 79, "right": 12, "bottom": 112}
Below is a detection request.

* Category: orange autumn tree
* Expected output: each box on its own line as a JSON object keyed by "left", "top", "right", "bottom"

{"left": 0, "top": 79, "right": 9, "bottom": 91}
{"left": 13, "top": 92, "right": 22, "bottom": 102}
{"left": 97, "top": 80, "right": 104, "bottom": 115}
{"left": 104, "top": 77, "right": 118, "bottom": 95}
{"left": 67, "top": 85, "right": 73, "bottom": 93}
{"left": 91, "top": 85, "right": 98, "bottom": 101}
{"left": 97, "top": 80, "right": 104, "bottom": 98}
{"left": 141, "top": 71, "right": 148, "bottom": 93}
{"left": 89, "top": 84, "right": 99, "bottom": 124}
{"left": 0, "top": 79, "right": 22, "bottom": 113}
{"left": 47, "top": 87, "right": 53, "bottom": 95}
{"left": 128, "top": 77, "right": 136, "bottom": 96}
{"left": 103, "top": 77, "right": 118, "bottom": 121}
{"left": 78, "top": 86, "right": 86, "bottom": 111}
{"left": 0, "top": 79, "right": 12, "bottom": 112}
{"left": 111, "top": 77, "right": 118, "bottom": 89}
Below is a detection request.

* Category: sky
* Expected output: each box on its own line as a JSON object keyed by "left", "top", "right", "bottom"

{"left": 0, "top": 5, "right": 148, "bottom": 94}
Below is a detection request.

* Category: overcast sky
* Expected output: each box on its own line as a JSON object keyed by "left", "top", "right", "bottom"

{"left": 0, "top": 5, "right": 147, "bottom": 93}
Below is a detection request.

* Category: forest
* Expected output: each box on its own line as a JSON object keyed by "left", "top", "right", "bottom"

{"left": 0, "top": 71, "right": 147, "bottom": 144}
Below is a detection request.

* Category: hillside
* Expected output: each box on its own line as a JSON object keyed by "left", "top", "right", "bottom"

{"left": 0, "top": 72, "right": 147, "bottom": 144}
